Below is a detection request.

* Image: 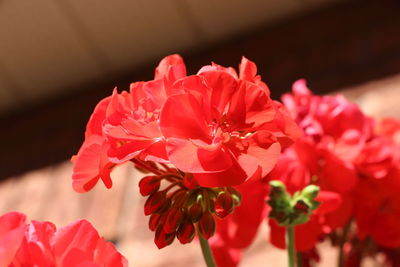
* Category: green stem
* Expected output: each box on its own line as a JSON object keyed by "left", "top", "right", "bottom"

{"left": 199, "top": 233, "right": 216, "bottom": 267}
{"left": 287, "top": 226, "right": 296, "bottom": 267}
{"left": 338, "top": 221, "right": 351, "bottom": 267}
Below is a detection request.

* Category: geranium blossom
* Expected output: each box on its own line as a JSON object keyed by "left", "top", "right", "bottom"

{"left": 72, "top": 55, "right": 186, "bottom": 192}
{"left": 72, "top": 55, "right": 299, "bottom": 191}
{"left": 264, "top": 80, "right": 373, "bottom": 259}
{"left": 0, "top": 212, "right": 127, "bottom": 267}
{"left": 159, "top": 58, "right": 296, "bottom": 187}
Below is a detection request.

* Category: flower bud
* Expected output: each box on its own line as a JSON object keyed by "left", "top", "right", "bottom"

{"left": 294, "top": 199, "right": 309, "bottom": 214}
{"left": 267, "top": 180, "right": 321, "bottom": 227}
{"left": 139, "top": 176, "right": 160, "bottom": 196}
{"left": 164, "top": 207, "right": 184, "bottom": 233}
{"left": 149, "top": 213, "right": 162, "bottom": 232}
{"left": 187, "top": 203, "right": 203, "bottom": 222}
{"left": 177, "top": 220, "right": 195, "bottom": 244}
{"left": 227, "top": 187, "right": 242, "bottom": 206}
{"left": 301, "top": 184, "right": 320, "bottom": 200}
{"left": 171, "top": 190, "right": 188, "bottom": 207}
{"left": 269, "top": 180, "right": 287, "bottom": 198}
{"left": 154, "top": 226, "right": 175, "bottom": 249}
{"left": 214, "top": 192, "right": 234, "bottom": 218}
{"left": 198, "top": 212, "right": 215, "bottom": 239}
{"left": 144, "top": 191, "right": 166, "bottom": 216}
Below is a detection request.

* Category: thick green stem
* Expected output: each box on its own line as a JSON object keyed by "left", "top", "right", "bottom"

{"left": 287, "top": 226, "right": 296, "bottom": 267}
{"left": 199, "top": 233, "right": 216, "bottom": 267}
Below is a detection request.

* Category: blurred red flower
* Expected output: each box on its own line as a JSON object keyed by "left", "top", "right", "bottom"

{"left": 353, "top": 117, "right": 400, "bottom": 247}
{"left": 266, "top": 79, "right": 373, "bottom": 251}
{"left": 0, "top": 212, "right": 127, "bottom": 267}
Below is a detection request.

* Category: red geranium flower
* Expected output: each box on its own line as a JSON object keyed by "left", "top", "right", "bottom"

{"left": 0, "top": 212, "right": 128, "bottom": 267}
{"left": 159, "top": 57, "right": 297, "bottom": 187}
{"left": 72, "top": 55, "right": 185, "bottom": 192}
{"left": 73, "top": 55, "right": 299, "bottom": 191}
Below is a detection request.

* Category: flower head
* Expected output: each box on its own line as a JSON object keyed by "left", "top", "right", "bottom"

{"left": 72, "top": 55, "right": 298, "bottom": 191}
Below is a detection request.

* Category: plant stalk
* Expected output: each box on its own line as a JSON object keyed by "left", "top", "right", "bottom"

{"left": 199, "top": 233, "right": 216, "bottom": 267}
{"left": 287, "top": 226, "right": 296, "bottom": 267}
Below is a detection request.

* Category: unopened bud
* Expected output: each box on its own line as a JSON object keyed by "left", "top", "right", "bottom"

{"left": 177, "top": 220, "right": 195, "bottom": 244}
{"left": 301, "top": 184, "right": 320, "bottom": 200}
{"left": 198, "top": 212, "right": 216, "bottom": 239}
{"left": 164, "top": 207, "right": 184, "bottom": 233}
{"left": 269, "top": 181, "right": 286, "bottom": 198}
{"left": 227, "top": 187, "right": 242, "bottom": 206}
{"left": 267, "top": 180, "right": 321, "bottom": 227}
{"left": 149, "top": 213, "right": 162, "bottom": 232}
{"left": 171, "top": 190, "right": 189, "bottom": 207}
{"left": 294, "top": 200, "right": 309, "bottom": 214}
{"left": 139, "top": 176, "right": 160, "bottom": 196}
{"left": 154, "top": 226, "right": 175, "bottom": 249}
{"left": 188, "top": 203, "right": 203, "bottom": 222}
{"left": 214, "top": 192, "right": 234, "bottom": 218}
{"left": 144, "top": 191, "right": 166, "bottom": 216}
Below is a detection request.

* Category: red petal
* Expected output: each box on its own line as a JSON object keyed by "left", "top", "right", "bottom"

{"left": 52, "top": 220, "right": 99, "bottom": 265}
{"left": 0, "top": 212, "right": 27, "bottom": 267}
{"left": 199, "top": 71, "right": 238, "bottom": 116}
{"left": 93, "top": 238, "right": 128, "bottom": 267}
{"left": 238, "top": 57, "right": 257, "bottom": 81}
{"left": 72, "top": 136, "right": 113, "bottom": 193}
{"left": 193, "top": 160, "right": 247, "bottom": 187}
{"left": 154, "top": 54, "right": 186, "bottom": 81}
{"left": 166, "top": 138, "right": 232, "bottom": 173}
{"left": 315, "top": 191, "right": 342, "bottom": 215}
{"left": 319, "top": 150, "right": 358, "bottom": 193}
{"left": 84, "top": 96, "right": 111, "bottom": 138}
{"left": 159, "top": 93, "right": 210, "bottom": 141}
{"left": 215, "top": 180, "right": 268, "bottom": 249}
{"left": 13, "top": 221, "right": 56, "bottom": 266}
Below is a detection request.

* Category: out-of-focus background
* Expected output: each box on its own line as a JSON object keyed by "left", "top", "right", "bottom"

{"left": 0, "top": 0, "right": 399, "bottom": 266}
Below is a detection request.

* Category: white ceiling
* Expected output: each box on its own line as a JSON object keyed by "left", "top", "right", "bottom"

{"left": 0, "top": 0, "right": 338, "bottom": 114}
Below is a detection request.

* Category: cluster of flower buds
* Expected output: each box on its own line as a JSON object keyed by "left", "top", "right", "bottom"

{"left": 268, "top": 180, "right": 320, "bottom": 227}
{"left": 139, "top": 172, "right": 242, "bottom": 249}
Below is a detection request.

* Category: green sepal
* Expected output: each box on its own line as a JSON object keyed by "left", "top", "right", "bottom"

{"left": 268, "top": 180, "right": 320, "bottom": 227}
